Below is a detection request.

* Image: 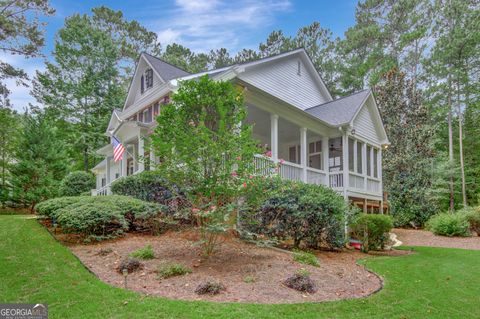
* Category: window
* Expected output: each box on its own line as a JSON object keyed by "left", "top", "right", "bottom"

{"left": 373, "top": 148, "right": 378, "bottom": 178}
{"left": 357, "top": 141, "right": 363, "bottom": 174}
{"left": 101, "top": 177, "right": 106, "bottom": 187}
{"left": 143, "top": 106, "right": 152, "bottom": 123}
{"left": 153, "top": 102, "right": 160, "bottom": 117}
{"left": 140, "top": 75, "right": 145, "bottom": 94}
{"left": 348, "top": 138, "right": 354, "bottom": 172}
{"left": 145, "top": 68, "right": 153, "bottom": 88}
{"left": 328, "top": 137, "right": 342, "bottom": 172}
{"left": 127, "top": 158, "right": 134, "bottom": 176}
{"left": 308, "top": 140, "right": 322, "bottom": 170}
{"left": 115, "top": 173, "right": 119, "bottom": 179}
{"left": 138, "top": 111, "right": 143, "bottom": 122}
{"left": 366, "top": 145, "right": 371, "bottom": 176}
{"left": 289, "top": 146, "right": 297, "bottom": 163}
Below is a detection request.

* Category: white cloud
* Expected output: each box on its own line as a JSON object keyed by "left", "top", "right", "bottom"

{"left": 0, "top": 52, "right": 45, "bottom": 111}
{"left": 152, "top": 0, "right": 292, "bottom": 53}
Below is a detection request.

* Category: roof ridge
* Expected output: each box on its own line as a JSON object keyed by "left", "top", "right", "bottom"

{"left": 142, "top": 52, "right": 191, "bottom": 74}
{"left": 305, "top": 89, "right": 370, "bottom": 110}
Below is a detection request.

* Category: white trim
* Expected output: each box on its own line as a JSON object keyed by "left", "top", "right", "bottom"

{"left": 350, "top": 92, "right": 389, "bottom": 145}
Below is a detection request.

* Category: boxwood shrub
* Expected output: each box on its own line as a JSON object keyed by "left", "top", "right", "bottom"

{"left": 241, "top": 179, "right": 347, "bottom": 250}
{"left": 426, "top": 212, "right": 471, "bottom": 237}
{"left": 110, "top": 171, "right": 189, "bottom": 216}
{"left": 59, "top": 171, "right": 95, "bottom": 196}
{"left": 350, "top": 213, "right": 393, "bottom": 252}
{"left": 36, "top": 195, "right": 165, "bottom": 240}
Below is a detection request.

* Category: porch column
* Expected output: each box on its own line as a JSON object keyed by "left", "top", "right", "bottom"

{"left": 105, "top": 156, "right": 111, "bottom": 184}
{"left": 362, "top": 143, "right": 367, "bottom": 190}
{"left": 121, "top": 145, "right": 128, "bottom": 177}
{"left": 300, "top": 127, "right": 307, "bottom": 182}
{"left": 379, "top": 148, "right": 384, "bottom": 213}
{"left": 322, "top": 136, "right": 329, "bottom": 186}
{"left": 138, "top": 133, "right": 145, "bottom": 172}
{"left": 270, "top": 114, "right": 279, "bottom": 163}
{"left": 150, "top": 148, "right": 155, "bottom": 169}
{"left": 342, "top": 131, "right": 349, "bottom": 200}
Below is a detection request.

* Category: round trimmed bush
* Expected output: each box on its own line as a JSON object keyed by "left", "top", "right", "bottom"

{"left": 426, "top": 213, "right": 470, "bottom": 237}
{"left": 241, "top": 179, "right": 347, "bottom": 249}
{"left": 350, "top": 213, "right": 393, "bottom": 252}
{"left": 59, "top": 171, "right": 95, "bottom": 196}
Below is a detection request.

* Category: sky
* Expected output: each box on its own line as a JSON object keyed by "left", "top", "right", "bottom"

{"left": 5, "top": 0, "right": 358, "bottom": 111}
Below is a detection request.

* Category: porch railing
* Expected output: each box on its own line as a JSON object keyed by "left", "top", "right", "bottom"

{"left": 306, "top": 167, "right": 326, "bottom": 185}
{"left": 279, "top": 161, "right": 303, "bottom": 182}
{"left": 329, "top": 171, "right": 343, "bottom": 188}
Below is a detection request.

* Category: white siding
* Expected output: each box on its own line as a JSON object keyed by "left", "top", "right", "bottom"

{"left": 353, "top": 103, "right": 381, "bottom": 144}
{"left": 239, "top": 57, "right": 328, "bottom": 110}
{"left": 125, "top": 59, "right": 163, "bottom": 108}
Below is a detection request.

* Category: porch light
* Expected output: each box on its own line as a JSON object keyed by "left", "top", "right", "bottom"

{"left": 350, "top": 129, "right": 356, "bottom": 135}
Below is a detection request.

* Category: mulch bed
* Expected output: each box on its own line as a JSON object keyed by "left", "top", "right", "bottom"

{"left": 393, "top": 228, "right": 480, "bottom": 251}
{"left": 67, "top": 230, "right": 386, "bottom": 304}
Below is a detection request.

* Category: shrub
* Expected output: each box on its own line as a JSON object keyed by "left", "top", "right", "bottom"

{"left": 156, "top": 263, "right": 192, "bottom": 279}
{"left": 117, "top": 258, "right": 143, "bottom": 274}
{"left": 35, "top": 196, "right": 81, "bottom": 218}
{"left": 243, "top": 275, "right": 256, "bottom": 283}
{"left": 110, "top": 171, "right": 189, "bottom": 216}
{"left": 350, "top": 214, "right": 394, "bottom": 252}
{"left": 241, "top": 180, "right": 347, "bottom": 249}
{"left": 293, "top": 249, "right": 320, "bottom": 267}
{"left": 36, "top": 195, "right": 164, "bottom": 240}
{"left": 459, "top": 207, "right": 480, "bottom": 236}
{"left": 284, "top": 272, "right": 317, "bottom": 293}
{"left": 129, "top": 245, "right": 155, "bottom": 260}
{"left": 426, "top": 213, "right": 470, "bottom": 237}
{"left": 59, "top": 171, "right": 95, "bottom": 196}
{"left": 194, "top": 281, "right": 226, "bottom": 295}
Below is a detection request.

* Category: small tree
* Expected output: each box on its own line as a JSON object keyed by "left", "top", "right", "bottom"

{"left": 151, "top": 75, "right": 260, "bottom": 255}
{"left": 59, "top": 171, "right": 95, "bottom": 196}
{"left": 11, "top": 111, "right": 68, "bottom": 211}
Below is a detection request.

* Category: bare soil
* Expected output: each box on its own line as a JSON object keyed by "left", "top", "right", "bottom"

{"left": 394, "top": 228, "right": 480, "bottom": 250}
{"left": 68, "top": 230, "right": 385, "bottom": 304}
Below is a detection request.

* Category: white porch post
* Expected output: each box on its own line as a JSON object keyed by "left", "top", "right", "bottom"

{"left": 362, "top": 143, "right": 367, "bottom": 190}
{"left": 353, "top": 140, "right": 358, "bottom": 173}
{"left": 121, "top": 145, "right": 128, "bottom": 177}
{"left": 138, "top": 133, "right": 145, "bottom": 173}
{"left": 300, "top": 127, "right": 307, "bottom": 182}
{"left": 342, "top": 131, "right": 349, "bottom": 200}
{"left": 105, "top": 156, "right": 111, "bottom": 184}
{"left": 270, "top": 114, "right": 279, "bottom": 163}
{"left": 322, "top": 136, "right": 329, "bottom": 186}
{"left": 379, "top": 148, "right": 384, "bottom": 213}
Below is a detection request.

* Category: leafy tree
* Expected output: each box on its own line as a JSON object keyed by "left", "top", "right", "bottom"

{"left": 0, "top": 0, "right": 55, "bottom": 107}
{"left": 11, "top": 111, "right": 68, "bottom": 211}
{"left": 151, "top": 75, "right": 259, "bottom": 255}
{"left": 375, "top": 68, "right": 436, "bottom": 226}
{"left": 0, "top": 107, "right": 20, "bottom": 205}
{"left": 33, "top": 13, "right": 123, "bottom": 171}
{"left": 161, "top": 43, "right": 209, "bottom": 73}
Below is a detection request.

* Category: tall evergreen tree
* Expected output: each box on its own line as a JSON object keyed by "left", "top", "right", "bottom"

{"left": 0, "top": 107, "right": 20, "bottom": 205}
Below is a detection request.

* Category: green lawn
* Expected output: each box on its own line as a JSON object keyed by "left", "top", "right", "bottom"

{"left": 1, "top": 215, "right": 479, "bottom": 319}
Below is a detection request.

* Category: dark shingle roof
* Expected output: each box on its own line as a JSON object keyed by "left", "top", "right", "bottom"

{"left": 304, "top": 90, "right": 370, "bottom": 126}
{"left": 143, "top": 53, "right": 190, "bottom": 81}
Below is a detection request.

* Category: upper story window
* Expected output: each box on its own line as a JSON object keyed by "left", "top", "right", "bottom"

{"left": 140, "top": 68, "right": 154, "bottom": 94}
{"left": 145, "top": 68, "right": 153, "bottom": 89}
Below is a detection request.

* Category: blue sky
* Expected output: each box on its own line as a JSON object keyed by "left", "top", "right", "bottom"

{"left": 6, "top": 0, "right": 358, "bottom": 110}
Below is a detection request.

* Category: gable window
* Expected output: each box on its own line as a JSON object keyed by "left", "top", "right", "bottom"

{"left": 145, "top": 68, "right": 153, "bottom": 89}
{"left": 140, "top": 75, "right": 145, "bottom": 94}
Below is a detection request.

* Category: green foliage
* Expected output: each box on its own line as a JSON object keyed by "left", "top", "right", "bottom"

{"left": 375, "top": 69, "right": 436, "bottom": 227}
{"left": 0, "top": 0, "right": 55, "bottom": 107}
{"left": 243, "top": 275, "right": 256, "bottom": 283}
{"left": 350, "top": 214, "right": 394, "bottom": 252}
{"left": 10, "top": 112, "right": 68, "bottom": 210}
{"left": 129, "top": 245, "right": 155, "bottom": 260}
{"left": 293, "top": 249, "right": 320, "bottom": 267}
{"left": 460, "top": 207, "right": 480, "bottom": 236}
{"left": 0, "top": 108, "right": 21, "bottom": 205}
{"left": 156, "top": 263, "right": 192, "bottom": 279}
{"left": 110, "top": 171, "right": 188, "bottom": 216}
{"left": 59, "top": 171, "right": 95, "bottom": 196}
{"left": 36, "top": 195, "right": 164, "bottom": 240}
{"left": 242, "top": 179, "right": 347, "bottom": 249}
{"left": 426, "top": 213, "right": 471, "bottom": 237}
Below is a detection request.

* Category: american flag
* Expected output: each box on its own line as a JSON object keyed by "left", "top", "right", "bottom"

{"left": 112, "top": 136, "right": 125, "bottom": 162}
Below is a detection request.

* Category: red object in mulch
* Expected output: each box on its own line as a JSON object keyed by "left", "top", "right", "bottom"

{"left": 349, "top": 239, "right": 363, "bottom": 250}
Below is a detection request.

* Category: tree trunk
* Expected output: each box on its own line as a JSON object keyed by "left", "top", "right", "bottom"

{"left": 457, "top": 80, "right": 466, "bottom": 207}
{"left": 84, "top": 146, "right": 89, "bottom": 172}
{"left": 447, "top": 73, "right": 455, "bottom": 212}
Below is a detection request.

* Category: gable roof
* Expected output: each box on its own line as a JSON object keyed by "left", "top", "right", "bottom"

{"left": 142, "top": 52, "right": 190, "bottom": 81}
{"left": 304, "top": 90, "right": 370, "bottom": 126}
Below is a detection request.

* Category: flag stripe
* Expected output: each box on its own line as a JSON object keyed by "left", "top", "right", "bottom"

{"left": 111, "top": 136, "right": 125, "bottom": 162}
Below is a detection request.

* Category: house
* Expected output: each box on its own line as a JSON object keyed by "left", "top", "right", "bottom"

{"left": 91, "top": 48, "right": 390, "bottom": 213}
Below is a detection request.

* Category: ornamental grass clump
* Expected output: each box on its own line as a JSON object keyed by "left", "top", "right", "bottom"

{"left": 156, "top": 262, "right": 192, "bottom": 279}
{"left": 129, "top": 245, "right": 155, "bottom": 260}
{"left": 293, "top": 249, "right": 320, "bottom": 267}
